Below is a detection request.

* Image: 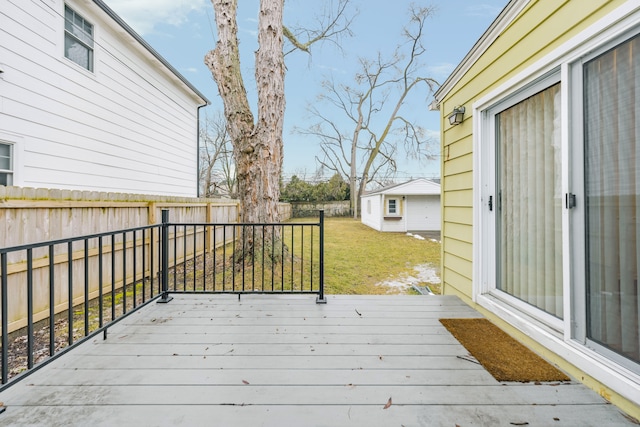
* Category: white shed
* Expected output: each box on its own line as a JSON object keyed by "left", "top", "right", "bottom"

{"left": 0, "top": 0, "right": 209, "bottom": 197}
{"left": 361, "top": 178, "right": 441, "bottom": 232}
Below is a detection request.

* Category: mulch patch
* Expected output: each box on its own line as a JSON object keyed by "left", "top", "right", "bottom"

{"left": 440, "top": 318, "right": 570, "bottom": 382}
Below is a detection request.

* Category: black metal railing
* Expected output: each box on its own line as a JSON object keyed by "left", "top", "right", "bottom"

{"left": 0, "top": 223, "right": 163, "bottom": 391}
{"left": 159, "top": 210, "right": 325, "bottom": 302}
{"left": 0, "top": 211, "right": 324, "bottom": 390}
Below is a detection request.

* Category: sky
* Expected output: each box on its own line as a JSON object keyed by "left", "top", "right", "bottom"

{"left": 103, "top": 0, "right": 508, "bottom": 183}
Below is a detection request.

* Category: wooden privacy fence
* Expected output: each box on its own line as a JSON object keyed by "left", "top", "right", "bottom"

{"left": 290, "top": 201, "right": 351, "bottom": 218}
{"left": 0, "top": 187, "right": 243, "bottom": 247}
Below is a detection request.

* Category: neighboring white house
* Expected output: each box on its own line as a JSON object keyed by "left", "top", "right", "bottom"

{"left": 0, "top": 0, "right": 209, "bottom": 197}
{"left": 361, "top": 178, "right": 441, "bottom": 232}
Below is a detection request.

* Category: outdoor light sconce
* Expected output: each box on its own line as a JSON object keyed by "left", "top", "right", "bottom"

{"left": 448, "top": 106, "right": 465, "bottom": 126}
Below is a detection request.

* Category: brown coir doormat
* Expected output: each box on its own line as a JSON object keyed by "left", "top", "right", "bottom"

{"left": 440, "top": 318, "right": 570, "bottom": 382}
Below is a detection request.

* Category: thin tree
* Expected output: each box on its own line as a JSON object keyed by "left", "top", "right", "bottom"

{"left": 301, "top": 5, "right": 439, "bottom": 217}
{"left": 199, "top": 111, "right": 235, "bottom": 198}
{"left": 204, "top": 0, "right": 353, "bottom": 260}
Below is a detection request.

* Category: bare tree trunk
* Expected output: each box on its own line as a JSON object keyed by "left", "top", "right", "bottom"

{"left": 205, "top": 0, "right": 285, "bottom": 264}
{"left": 250, "top": 0, "right": 285, "bottom": 223}
{"left": 350, "top": 139, "right": 358, "bottom": 219}
{"left": 205, "top": 0, "right": 284, "bottom": 225}
{"left": 350, "top": 104, "right": 364, "bottom": 218}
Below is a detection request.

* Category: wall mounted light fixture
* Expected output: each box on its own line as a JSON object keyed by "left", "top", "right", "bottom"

{"left": 448, "top": 106, "right": 465, "bottom": 126}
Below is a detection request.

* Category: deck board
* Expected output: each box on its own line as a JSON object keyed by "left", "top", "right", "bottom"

{"left": 2, "top": 404, "right": 631, "bottom": 427}
{"left": 4, "top": 384, "right": 608, "bottom": 406}
{"left": 0, "top": 294, "right": 634, "bottom": 426}
{"left": 71, "top": 343, "right": 469, "bottom": 357}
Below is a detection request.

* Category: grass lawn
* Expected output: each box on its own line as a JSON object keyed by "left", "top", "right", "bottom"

{"left": 295, "top": 217, "right": 441, "bottom": 295}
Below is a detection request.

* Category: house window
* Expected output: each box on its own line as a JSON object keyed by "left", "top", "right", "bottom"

{"left": 0, "top": 142, "right": 13, "bottom": 186}
{"left": 64, "top": 5, "right": 94, "bottom": 71}
{"left": 387, "top": 198, "right": 398, "bottom": 215}
{"left": 367, "top": 200, "right": 371, "bottom": 214}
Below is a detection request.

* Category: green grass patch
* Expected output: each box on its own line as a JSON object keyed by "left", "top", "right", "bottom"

{"left": 291, "top": 217, "right": 441, "bottom": 295}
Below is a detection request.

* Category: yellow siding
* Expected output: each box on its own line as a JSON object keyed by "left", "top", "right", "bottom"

{"left": 442, "top": 267, "right": 473, "bottom": 299}
{"left": 443, "top": 137, "right": 473, "bottom": 160}
{"left": 442, "top": 121, "right": 473, "bottom": 146}
{"left": 442, "top": 189, "right": 472, "bottom": 208}
{"left": 443, "top": 236, "right": 473, "bottom": 261}
{"left": 443, "top": 206, "right": 472, "bottom": 226}
{"left": 443, "top": 172, "right": 473, "bottom": 192}
{"left": 443, "top": 153, "right": 473, "bottom": 176}
{"left": 443, "top": 222, "right": 472, "bottom": 244}
{"left": 443, "top": 251, "right": 473, "bottom": 279}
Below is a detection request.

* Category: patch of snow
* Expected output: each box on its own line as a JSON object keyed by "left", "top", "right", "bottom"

{"left": 375, "top": 263, "right": 441, "bottom": 293}
{"left": 406, "top": 232, "right": 426, "bottom": 241}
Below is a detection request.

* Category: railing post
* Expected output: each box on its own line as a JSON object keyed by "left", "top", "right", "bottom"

{"left": 1, "top": 253, "right": 8, "bottom": 384}
{"left": 157, "top": 209, "right": 173, "bottom": 303}
{"left": 316, "top": 210, "right": 326, "bottom": 304}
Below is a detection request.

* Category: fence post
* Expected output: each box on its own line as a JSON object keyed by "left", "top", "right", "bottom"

{"left": 316, "top": 210, "right": 326, "bottom": 304}
{"left": 157, "top": 209, "right": 173, "bottom": 303}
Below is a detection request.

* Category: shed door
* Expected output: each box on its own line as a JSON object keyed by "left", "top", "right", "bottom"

{"left": 406, "top": 195, "right": 439, "bottom": 231}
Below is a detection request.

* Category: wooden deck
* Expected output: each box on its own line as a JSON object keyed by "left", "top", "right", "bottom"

{"left": 0, "top": 294, "right": 633, "bottom": 426}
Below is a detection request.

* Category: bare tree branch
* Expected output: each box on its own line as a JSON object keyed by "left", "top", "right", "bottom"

{"left": 298, "top": 5, "right": 440, "bottom": 217}
{"left": 283, "top": 0, "right": 357, "bottom": 56}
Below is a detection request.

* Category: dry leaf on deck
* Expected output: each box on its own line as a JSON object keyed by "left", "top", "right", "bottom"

{"left": 383, "top": 397, "right": 392, "bottom": 409}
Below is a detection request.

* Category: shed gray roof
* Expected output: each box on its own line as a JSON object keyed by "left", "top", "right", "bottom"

{"left": 362, "top": 178, "right": 441, "bottom": 197}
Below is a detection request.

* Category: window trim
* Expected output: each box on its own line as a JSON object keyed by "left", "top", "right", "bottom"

{"left": 386, "top": 197, "right": 399, "bottom": 216}
{"left": 0, "top": 141, "right": 14, "bottom": 186}
{"left": 64, "top": 4, "right": 94, "bottom": 72}
{"left": 0, "top": 132, "right": 23, "bottom": 187}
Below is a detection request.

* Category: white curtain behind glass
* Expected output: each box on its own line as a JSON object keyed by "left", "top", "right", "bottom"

{"left": 497, "top": 83, "right": 563, "bottom": 318}
{"left": 585, "top": 34, "right": 639, "bottom": 364}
